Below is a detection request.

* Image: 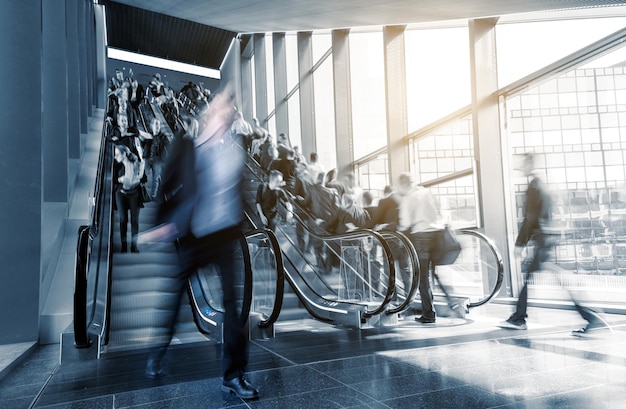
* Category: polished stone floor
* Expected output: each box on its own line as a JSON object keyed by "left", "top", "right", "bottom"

{"left": 1, "top": 303, "right": 625, "bottom": 409}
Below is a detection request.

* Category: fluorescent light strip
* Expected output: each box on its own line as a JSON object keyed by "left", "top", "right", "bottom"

{"left": 107, "top": 47, "right": 221, "bottom": 80}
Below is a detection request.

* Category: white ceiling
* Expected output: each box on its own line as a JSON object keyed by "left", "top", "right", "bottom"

{"left": 110, "top": 0, "right": 626, "bottom": 33}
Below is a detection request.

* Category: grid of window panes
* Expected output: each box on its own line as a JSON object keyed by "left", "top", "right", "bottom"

{"left": 506, "top": 66, "right": 626, "bottom": 278}
{"left": 354, "top": 153, "right": 389, "bottom": 199}
{"left": 408, "top": 114, "right": 476, "bottom": 227}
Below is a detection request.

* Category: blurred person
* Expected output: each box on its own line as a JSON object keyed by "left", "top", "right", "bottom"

{"left": 325, "top": 193, "right": 370, "bottom": 261}
{"left": 113, "top": 144, "right": 145, "bottom": 253}
{"left": 307, "top": 152, "right": 325, "bottom": 185}
{"left": 231, "top": 110, "right": 253, "bottom": 152}
{"left": 325, "top": 193, "right": 371, "bottom": 297}
{"left": 148, "top": 73, "right": 165, "bottom": 98}
{"left": 137, "top": 87, "right": 259, "bottom": 399}
{"left": 303, "top": 171, "right": 339, "bottom": 273}
{"left": 292, "top": 145, "right": 306, "bottom": 165}
{"left": 397, "top": 172, "right": 443, "bottom": 324}
{"left": 258, "top": 135, "right": 276, "bottom": 171}
{"left": 277, "top": 132, "right": 290, "bottom": 148}
{"left": 250, "top": 118, "right": 268, "bottom": 161}
{"left": 107, "top": 68, "right": 125, "bottom": 95}
{"left": 160, "top": 87, "right": 180, "bottom": 131}
{"left": 499, "top": 153, "right": 611, "bottom": 335}
{"left": 144, "top": 117, "right": 170, "bottom": 199}
{"left": 269, "top": 146, "right": 297, "bottom": 195}
{"left": 256, "top": 169, "right": 293, "bottom": 231}
{"left": 128, "top": 78, "right": 145, "bottom": 111}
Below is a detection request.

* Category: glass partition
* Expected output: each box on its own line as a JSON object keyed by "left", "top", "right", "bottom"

{"left": 408, "top": 112, "right": 476, "bottom": 228}
{"left": 504, "top": 42, "right": 626, "bottom": 303}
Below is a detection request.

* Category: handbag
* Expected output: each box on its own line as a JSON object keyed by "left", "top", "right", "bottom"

{"left": 434, "top": 225, "right": 461, "bottom": 265}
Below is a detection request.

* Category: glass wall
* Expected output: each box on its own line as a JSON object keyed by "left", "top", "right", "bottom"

{"left": 349, "top": 31, "right": 387, "bottom": 159}
{"left": 504, "top": 44, "right": 626, "bottom": 302}
{"left": 408, "top": 112, "right": 476, "bottom": 227}
{"left": 285, "top": 34, "right": 302, "bottom": 148}
{"left": 405, "top": 25, "right": 470, "bottom": 132}
{"left": 312, "top": 51, "right": 337, "bottom": 172}
{"left": 288, "top": 89, "right": 302, "bottom": 149}
{"left": 265, "top": 34, "right": 276, "bottom": 136}
{"left": 496, "top": 17, "right": 626, "bottom": 88}
{"left": 354, "top": 152, "right": 389, "bottom": 198}
{"left": 250, "top": 54, "right": 257, "bottom": 120}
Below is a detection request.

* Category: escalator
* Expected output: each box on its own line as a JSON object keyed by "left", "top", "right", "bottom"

{"left": 239, "top": 143, "right": 505, "bottom": 324}
{"left": 240, "top": 151, "right": 409, "bottom": 328}
{"left": 72, "top": 102, "right": 285, "bottom": 357}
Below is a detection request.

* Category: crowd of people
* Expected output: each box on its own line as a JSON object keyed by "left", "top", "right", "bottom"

{"left": 241, "top": 113, "right": 443, "bottom": 324}
{"left": 107, "top": 71, "right": 260, "bottom": 399}
{"left": 105, "top": 67, "right": 610, "bottom": 401}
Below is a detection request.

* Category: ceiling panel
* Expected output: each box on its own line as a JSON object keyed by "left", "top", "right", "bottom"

{"left": 102, "top": 0, "right": 626, "bottom": 70}
{"left": 109, "top": 0, "right": 626, "bottom": 33}
{"left": 104, "top": 0, "right": 236, "bottom": 70}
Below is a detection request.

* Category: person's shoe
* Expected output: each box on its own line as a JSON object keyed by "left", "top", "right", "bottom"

{"left": 498, "top": 318, "right": 527, "bottom": 330}
{"left": 145, "top": 356, "right": 165, "bottom": 379}
{"left": 221, "top": 376, "right": 259, "bottom": 400}
{"left": 121, "top": 242, "right": 128, "bottom": 253}
{"left": 130, "top": 245, "right": 140, "bottom": 253}
{"left": 415, "top": 315, "right": 436, "bottom": 324}
{"left": 571, "top": 318, "right": 610, "bottom": 337}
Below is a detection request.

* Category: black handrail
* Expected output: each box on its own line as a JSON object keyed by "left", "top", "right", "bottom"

{"left": 73, "top": 225, "right": 91, "bottom": 348}
{"left": 73, "top": 105, "right": 113, "bottom": 348}
{"left": 459, "top": 228, "right": 504, "bottom": 308}
{"left": 242, "top": 149, "right": 400, "bottom": 319}
{"left": 242, "top": 226, "right": 285, "bottom": 328}
{"left": 379, "top": 230, "right": 421, "bottom": 315}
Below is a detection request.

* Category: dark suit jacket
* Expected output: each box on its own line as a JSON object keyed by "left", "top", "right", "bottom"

{"left": 372, "top": 193, "right": 400, "bottom": 231}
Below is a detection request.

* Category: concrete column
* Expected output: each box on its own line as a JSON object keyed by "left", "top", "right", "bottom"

{"left": 77, "top": 0, "right": 88, "bottom": 134}
{"left": 383, "top": 25, "right": 409, "bottom": 184}
{"left": 66, "top": 0, "right": 81, "bottom": 159}
{"left": 43, "top": 0, "right": 69, "bottom": 203}
{"left": 0, "top": 1, "right": 42, "bottom": 344}
{"left": 253, "top": 34, "right": 269, "bottom": 129}
{"left": 331, "top": 29, "right": 353, "bottom": 177}
{"left": 273, "top": 33, "right": 289, "bottom": 138}
{"left": 94, "top": 3, "right": 107, "bottom": 109}
{"left": 469, "top": 18, "right": 513, "bottom": 288}
{"left": 241, "top": 36, "right": 254, "bottom": 121}
{"left": 297, "top": 31, "right": 316, "bottom": 158}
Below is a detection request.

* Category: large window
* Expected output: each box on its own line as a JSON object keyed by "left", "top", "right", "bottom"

{"left": 496, "top": 16, "right": 626, "bottom": 87}
{"left": 349, "top": 31, "right": 387, "bottom": 159}
{"left": 354, "top": 153, "right": 389, "bottom": 198}
{"left": 265, "top": 34, "right": 276, "bottom": 136}
{"left": 504, "top": 42, "right": 626, "bottom": 302}
{"left": 408, "top": 113, "right": 476, "bottom": 227}
{"left": 287, "top": 89, "right": 302, "bottom": 149}
{"left": 313, "top": 53, "right": 336, "bottom": 172}
{"left": 405, "top": 25, "right": 470, "bottom": 132}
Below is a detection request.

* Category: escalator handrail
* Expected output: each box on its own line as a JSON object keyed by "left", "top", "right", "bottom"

{"left": 243, "top": 227, "right": 285, "bottom": 328}
{"left": 275, "top": 203, "right": 397, "bottom": 318}
{"left": 379, "top": 230, "right": 421, "bottom": 315}
{"left": 73, "top": 107, "right": 113, "bottom": 348}
{"left": 73, "top": 225, "right": 92, "bottom": 348}
{"left": 242, "top": 153, "right": 399, "bottom": 318}
{"left": 458, "top": 228, "right": 505, "bottom": 308}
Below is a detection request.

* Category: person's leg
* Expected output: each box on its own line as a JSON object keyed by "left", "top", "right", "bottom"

{"left": 411, "top": 232, "right": 436, "bottom": 322}
{"left": 116, "top": 190, "right": 128, "bottom": 252}
{"left": 501, "top": 238, "right": 543, "bottom": 330}
{"left": 129, "top": 190, "right": 141, "bottom": 252}
{"left": 152, "top": 160, "right": 163, "bottom": 198}
{"left": 145, "top": 268, "right": 189, "bottom": 378}
{"left": 215, "top": 233, "right": 258, "bottom": 399}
